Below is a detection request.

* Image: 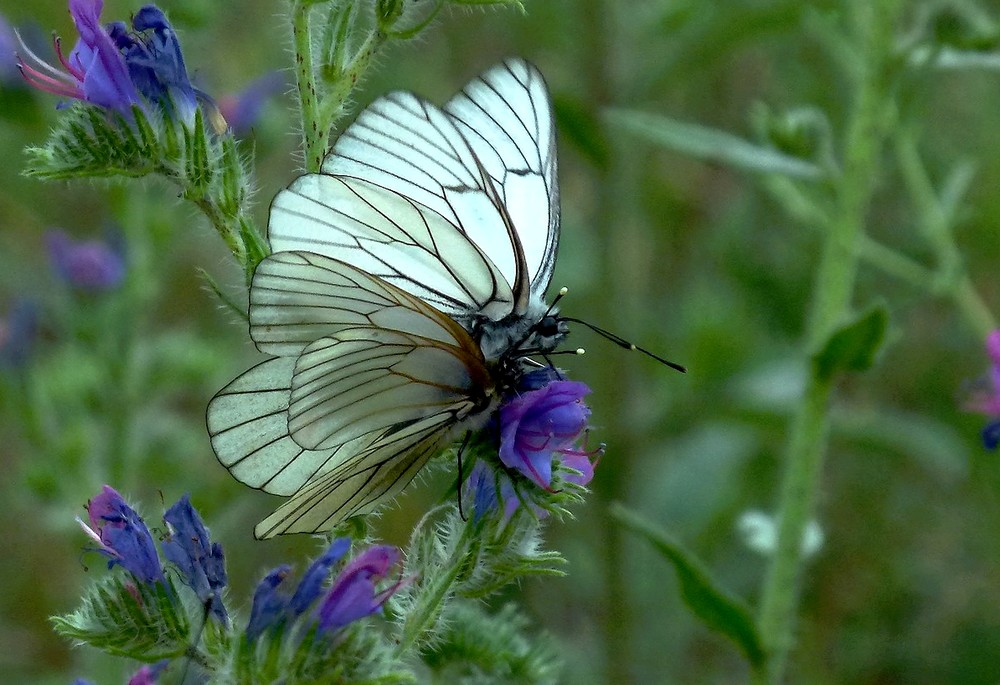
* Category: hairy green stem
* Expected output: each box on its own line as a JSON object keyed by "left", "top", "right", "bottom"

{"left": 292, "top": 1, "right": 329, "bottom": 173}
{"left": 756, "top": 3, "right": 900, "bottom": 682}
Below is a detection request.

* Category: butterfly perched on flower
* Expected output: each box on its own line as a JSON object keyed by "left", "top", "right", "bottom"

{"left": 208, "top": 59, "right": 589, "bottom": 538}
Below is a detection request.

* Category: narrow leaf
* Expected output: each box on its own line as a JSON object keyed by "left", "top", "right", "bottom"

{"left": 812, "top": 302, "right": 889, "bottom": 380}
{"left": 610, "top": 503, "right": 765, "bottom": 667}
{"left": 607, "top": 108, "right": 825, "bottom": 180}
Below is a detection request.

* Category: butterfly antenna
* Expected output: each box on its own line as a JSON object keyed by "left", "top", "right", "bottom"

{"left": 560, "top": 316, "right": 687, "bottom": 373}
{"left": 545, "top": 286, "right": 569, "bottom": 316}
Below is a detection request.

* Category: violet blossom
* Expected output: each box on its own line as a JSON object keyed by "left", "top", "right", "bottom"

{"left": 499, "top": 378, "right": 593, "bottom": 489}
{"left": 965, "top": 330, "right": 1000, "bottom": 448}
{"left": 46, "top": 229, "right": 125, "bottom": 293}
{"left": 161, "top": 495, "right": 228, "bottom": 624}
{"left": 79, "top": 485, "right": 163, "bottom": 585}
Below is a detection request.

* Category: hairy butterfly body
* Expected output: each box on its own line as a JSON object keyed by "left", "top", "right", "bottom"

{"left": 208, "top": 58, "right": 567, "bottom": 537}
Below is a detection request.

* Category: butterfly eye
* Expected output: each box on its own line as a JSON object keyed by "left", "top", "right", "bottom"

{"left": 537, "top": 315, "right": 563, "bottom": 339}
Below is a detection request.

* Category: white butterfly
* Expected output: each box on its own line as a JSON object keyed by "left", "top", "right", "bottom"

{"left": 207, "top": 59, "right": 567, "bottom": 538}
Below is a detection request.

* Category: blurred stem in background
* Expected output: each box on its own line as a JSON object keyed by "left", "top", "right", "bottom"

{"left": 580, "top": 1, "right": 642, "bottom": 682}
{"left": 755, "top": 2, "right": 901, "bottom": 682}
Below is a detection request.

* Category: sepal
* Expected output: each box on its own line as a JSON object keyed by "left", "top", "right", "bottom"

{"left": 51, "top": 573, "right": 189, "bottom": 661}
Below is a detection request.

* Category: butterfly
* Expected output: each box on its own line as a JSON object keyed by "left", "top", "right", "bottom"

{"left": 207, "top": 58, "right": 570, "bottom": 538}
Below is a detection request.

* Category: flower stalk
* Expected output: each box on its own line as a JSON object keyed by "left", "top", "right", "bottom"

{"left": 755, "top": 2, "right": 902, "bottom": 682}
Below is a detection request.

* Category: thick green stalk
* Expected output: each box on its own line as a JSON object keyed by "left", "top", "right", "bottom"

{"left": 292, "top": 2, "right": 329, "bottom": 173}
{"left": 755, "top": 3, "right": 900, "bottom": 682}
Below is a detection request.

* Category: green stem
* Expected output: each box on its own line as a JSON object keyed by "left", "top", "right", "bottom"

{"left": 319, "top": 29, "right": 386, "bottom": 131}
{"left": 756, "top": 3, "right": 899, "bottom": 681}
{"left": 292, "top": 1, "right": 328, "bottom": 173}
{"left": 395, "top": 520, "right": 476, "bottom": 655}
{"left": 894, "top": 130, "right": 997, "bottom": 337}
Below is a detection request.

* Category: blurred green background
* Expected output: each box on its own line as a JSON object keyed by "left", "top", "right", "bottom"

{"left": 2, "top": 0, "right": 1000, "bottom": 682}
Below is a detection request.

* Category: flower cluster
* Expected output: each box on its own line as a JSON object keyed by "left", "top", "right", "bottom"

{"left": 247, "top": 538, "right": 406, "bottom": 642}
{"left": 965, "top": 330, "right": 1000, "bottom": 448}
{"left": 73, "top": 486, "right": 407, "bottom": 681}
{"left": 17, "top": 1, "right": 210, "bottom": 125}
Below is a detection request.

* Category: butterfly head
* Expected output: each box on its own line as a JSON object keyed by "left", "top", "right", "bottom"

{"left": 474, "top": 293, "right": 568, "bottom": 363}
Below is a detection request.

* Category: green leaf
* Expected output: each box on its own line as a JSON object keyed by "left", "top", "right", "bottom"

{"left": 606, "top": 108, "right": 826, "bottom": 180}
{"left": 812, "top": 302, "right": 889, "bottom": 380}
{"left": 610, "top": 504, "right": 765, "bottom": 667}
{"left": 51, "top": 575, "right": 190, "bottom": 661}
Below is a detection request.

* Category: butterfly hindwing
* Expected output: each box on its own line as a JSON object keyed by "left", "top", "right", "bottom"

{"left": 206, "top": 357, "right": 367, "bottom": 496}
{"left": 210, "top": 254, "right": 495, "bottom": 537}
{"left": 254, "top": 412, "right": 455, "bottom": 538}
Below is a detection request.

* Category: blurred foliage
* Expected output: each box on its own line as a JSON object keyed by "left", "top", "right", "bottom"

{"left": 2, "top": 0, "right": 1000, "bottom": 683}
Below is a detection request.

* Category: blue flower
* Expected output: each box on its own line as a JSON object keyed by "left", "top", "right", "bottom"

{"left": 0, "top": 300, "right": 38, "bottom": 368}
{"left": 463, "top": 461, "right": 520, "bottom": 522}
{"left": 316, "top": 545, "right": 403, "bottom": 633}
{"left": 46, "top": 229, "right": 126, "bottom": 293}
{"left": 245, "top": 565, "right": 291, "bottom": 642}
{"left": 245, "top": 537, "right": 351, "bottom": 641}
{"left": 79, "top": 485, "right": 163, "bottom": 585}
{"left": 108, "top": 5, "right": 198, "bottom": 124}
{"left": 16, "top": 0, "right": 141, "bottom": 116}
{"left": 499, "top": 379, "right": 593, "bottom": 488}
{"left": 18, "top": 2, "right": 209, "bottom": 126}
{"left": 245, "top": 538, "right": 405, "bottom": 641}
{"left": 161, "top": 495, "right": 228, "bottom": 624}
{"left": 0, "top": 15, "right": 21, "bottom": 85}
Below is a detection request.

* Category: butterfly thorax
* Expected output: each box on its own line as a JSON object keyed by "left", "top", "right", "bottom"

{"left": 472, "top": 294, "right": 567, "bottom": 363}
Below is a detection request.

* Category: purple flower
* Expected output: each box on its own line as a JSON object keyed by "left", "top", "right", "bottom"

{"left": 0, "top": 300, "right": 38, "bottom": 367}
{"left": 17, "top": 2, "right": 208, "bottom": 125}
{"left": 79, "top": 485, "right": 163, "bottom": 585}
{"left": 161, "top": 495, "right": 228, "bottom": 624}
{"left": 463, "top": 461, "right": 521, "bottom": 522}
{"left": 108, "top": 5, "right": 198, "bottom": 124}
{"left": 16, "top": 0, "right": 141, "bottom": 116}
{"left": 0, "top": 15, "right": 21, "bottom": 84}
{"left": 216, "top": 71, "right": 285, "bottom": 136}
{"left": 245, "top": 565, "right": 291, "bottom": 642}
{"left": 245, "top": 537, "right": 351, "bottom": 641}
{"left": 126, "top": 660, "right": 168, "bottom": 685}
{"left": 316, "top": 545, "right": 403, "bottom": 634}
{"left": 46, "top": 229, "right": 125, "bottom": 293}
{"left": 966, "top": 330, "right": 1000, "bottom": 449}
{"left": 499, "top": 380, "right": 592, "bottom": 488}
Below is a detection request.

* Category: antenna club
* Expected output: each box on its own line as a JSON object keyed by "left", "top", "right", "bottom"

{"left": 559, "top": 286, "right": 568, "bottom": 296}
{"left": 629, "top": 344, "right": 637, "bottom": 351}
{"left": 576, "top": 348, "right": 585, "bottom": 355}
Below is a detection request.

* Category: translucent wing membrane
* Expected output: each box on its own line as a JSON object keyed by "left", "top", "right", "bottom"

{"left": 207, "top": 357, "right": 370, "bottom": 496}
{"left": 208, "top": 256, "right": 495, "bottom": 537}
{"left": 254, "top": 413, "right": 453, "bottom": 538}
{"left": 267, "top": 177, "right": 513, "bottom": 326}
{"left": 445, "top": 58, "right": 560, "bottom": 298}
{"left": 288, "top": 328, "right": 488, "bottom": 451}
{"left": 290, "top": 57, "right": 558, "bottom": 310}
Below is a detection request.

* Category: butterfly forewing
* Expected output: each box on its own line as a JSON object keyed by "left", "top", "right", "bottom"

{"left": 211, "top": 255, "right": 495, "bottom": 536}
{"left": 444, "top": 58, "right": 560, "bottom": 298}
{"left": 267, "top": 178, "right": 515, "bottom": 326}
